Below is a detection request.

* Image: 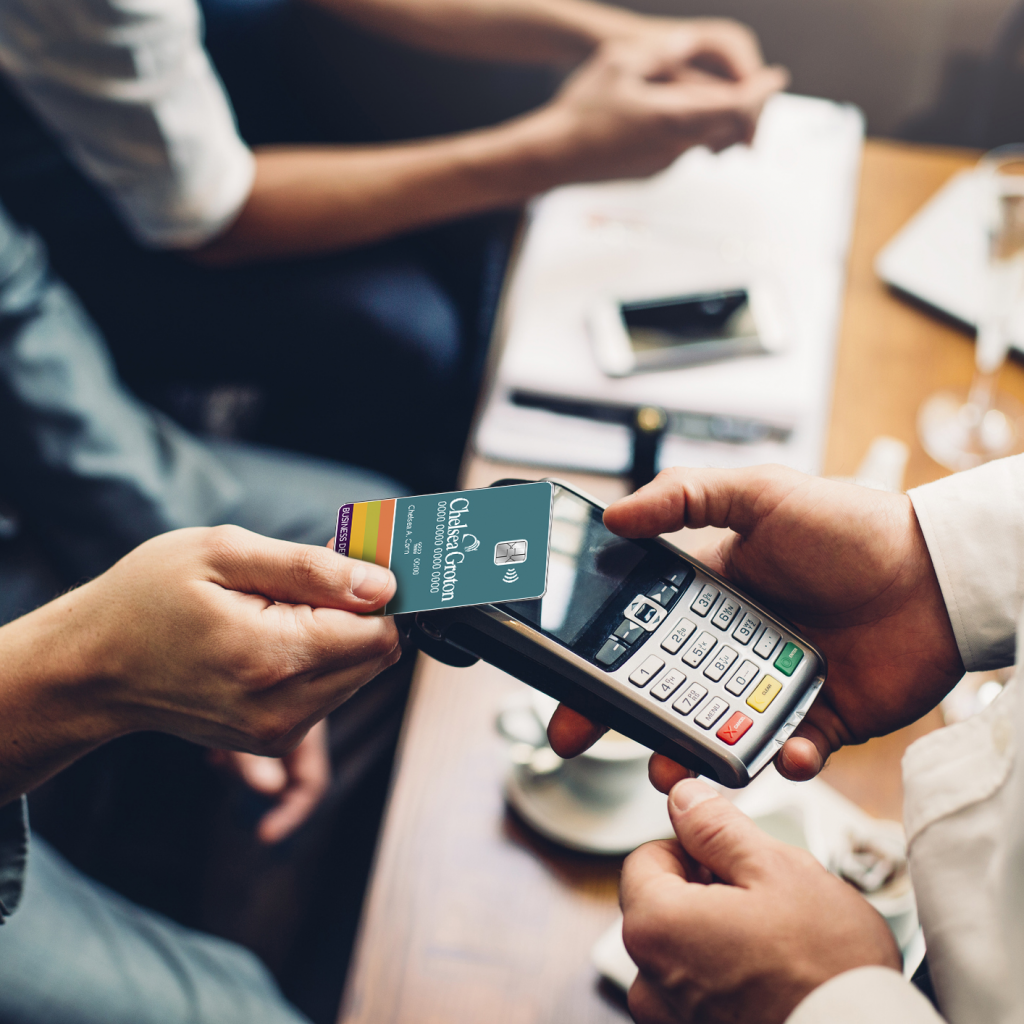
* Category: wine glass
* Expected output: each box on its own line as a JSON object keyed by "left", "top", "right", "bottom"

{"left": 918, "top": 145, "right": 1024, "bottom": 471}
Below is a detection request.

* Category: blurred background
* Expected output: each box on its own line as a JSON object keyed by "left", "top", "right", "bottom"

{"left": 292, "top": 0, "right": 1024, "bottom": 146}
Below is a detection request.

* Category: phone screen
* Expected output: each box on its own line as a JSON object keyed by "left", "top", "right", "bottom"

{"left": 621, "top": 290, "right": 754, "bottom": 354}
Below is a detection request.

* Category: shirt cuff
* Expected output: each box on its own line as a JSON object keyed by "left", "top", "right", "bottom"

{"left": 785, "top": 967, "right": 944, "bottom": 1024}
{"left": 908, "top": 455, "right": 1024, "bottom": 671}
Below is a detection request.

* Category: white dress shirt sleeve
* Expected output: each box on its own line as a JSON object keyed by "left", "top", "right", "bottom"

{"left": 785, "top": 967, "right": 945, "bottom": 1024}
{"left": 0, "top": 0, "right": 255, "bottom": 249}
{"left": 908, "top": 454, "right": 1024, "bottom": 672}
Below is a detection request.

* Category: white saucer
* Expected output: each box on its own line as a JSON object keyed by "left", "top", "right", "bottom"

{"left": 505, "top": 763, "right": 674, "bottom": 855}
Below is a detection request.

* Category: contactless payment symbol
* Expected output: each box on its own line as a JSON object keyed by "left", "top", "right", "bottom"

{"left": 495, "top": 539, "right": 528, "bottom": 583}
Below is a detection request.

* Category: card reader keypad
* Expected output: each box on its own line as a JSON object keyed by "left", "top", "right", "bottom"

{"left": 754, "top": 626, "right": 782, "bottom": 659}
{"left": 712, "top": 598, "right": 741, "bottom": 630}
{"left": 592, "top": 567, "right": 693, "bottom": 668}
{"left": 726, "top": 660, "right": 759, "bottom": 696}
{"left": 690, "top": 585, "right": 719, "bottom": 617}
{"left": 596, "top": 638, "right": 628, "bottom": 666}
{"left": 704, "top": 645, "right": 738, "bottom": 681}
{"left": 673, "top": 683, "right": 707, "bottom": 715}
{"left": 614, "top": 619, "right": 646, "bottom": 646}
{"left": 717, "top": 712, "right": 753, "bottom": 745}
{"left": 747, "top": 675, "right": 783, "bottom": 713}
{"left": 661, "top": 570, "right": 692, "bottom": 589}
{"left": 661, "top": 617, "right": 696, "bottom": 655}
{"left": 650, "top": 668, "right": 686, "bottom": 702}
{"left": 587, "top": 555, "right": 814, "bottom": 764}
{"left": 682, "top": 631, "right": 716, "bottom": 667}
{"left": 647, "top": 582, "right": 679, "bottom": 607}
{"left": 732, "top": 612, "right": 760, "bottom": 645}
{"left": 695, "top": 697, "right": 730, "bottom": 729}
{"left": 629, "top": 655, "right": 664, "bottom": 688}
{"left": 627, "top": 597, "right": 666, "bottom": 631}
{"left": 774, "top": 642, "right": 804, "bottom": 676}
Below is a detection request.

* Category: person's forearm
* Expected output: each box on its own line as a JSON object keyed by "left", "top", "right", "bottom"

{"left": 302, "top": 0, "right": 640, "bottom": 64}
{"left": 0, "top": 588, "right": 122, "bottom": 808}
{"left": 194, "top": 112, "right": 568, "bottom": 266}
{"left": 194, "top": 30, "right": 783, "bottom": 266}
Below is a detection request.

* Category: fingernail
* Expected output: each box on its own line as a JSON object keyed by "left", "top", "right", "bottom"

{"left": 669, "top": 778, "right": 718, "bottom": 814}
{"left": 351, "top": 562, "right": 392, "bottom": 601}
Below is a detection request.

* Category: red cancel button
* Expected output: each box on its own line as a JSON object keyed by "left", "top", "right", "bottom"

{"left": 716, "top": 711, "right": 753, "bottom": 745}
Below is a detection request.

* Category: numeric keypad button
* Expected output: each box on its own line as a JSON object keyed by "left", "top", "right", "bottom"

{"left": 695, "top": 697, "right": 730, "bottom": 730}
{"left": 690, "top": 584, "right": 720, "bottom": 617}
{"left": 754, "top": 626, "right": 782, "bottom": 660}
{"left": 725, "top": 660, "right": 759, "bottom": 696}
{"left": 661, "top": 617, "right": 696, "bottom": 655}
{"left": 711, "top": 597, "right": 741, "bottom": 630}
{"left": 704, "top": 645, "right": 738, "bottom": 681}
{"left": 672, "top": 683, "right": 707, "bottom": 716}
{"left": 629, "top": 655, "right": 665, "bottom": 688}
{"left": 650, "top": 668, "right": 686, "bottom": 702}
{"left": 682, "top": 631, "right": 716, "bottom": 667}
{"left": 732, "top": 612, "right": 761, "bottom": 645}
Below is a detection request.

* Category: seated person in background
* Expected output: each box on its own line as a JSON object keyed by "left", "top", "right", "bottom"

{"left": 0, "top": 520, "right": 399, "bottom": 1024}
{"left": 0, "top": 0, "right": 785, "bottom": 489}
{"left": 0, "top": 197, "right": 408, "bottom": 1020}
{"left": 550, "top": 458, "right": 1023, "bottom": 1023}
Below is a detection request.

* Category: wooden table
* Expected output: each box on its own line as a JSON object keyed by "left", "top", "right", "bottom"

{"left": 340, "top": 139, "right": 1017, "bottom": 1024}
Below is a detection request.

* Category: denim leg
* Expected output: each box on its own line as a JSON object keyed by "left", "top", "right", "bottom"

{"left": 0, "top": 533, "right": 63, "bottom": 627}
{"left": 204, "top": 437, "right": 402, "bottom": 545}
{"left": 0, "top": 64, "right": 515, "bottom": 493}
{"left": 0, "top": 835, "right": 310, "bottom": 1024}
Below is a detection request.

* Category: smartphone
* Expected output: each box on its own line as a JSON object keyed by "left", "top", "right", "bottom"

{"left": 403, "top": 479, "right": 825, "bottom": 788}
{"left": 588, "top": 285, "right": 787, "bottom": 377}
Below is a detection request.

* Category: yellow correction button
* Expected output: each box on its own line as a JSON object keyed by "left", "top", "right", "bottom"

{"left": 746, "top": 675, "right": 782, "bottom": 713}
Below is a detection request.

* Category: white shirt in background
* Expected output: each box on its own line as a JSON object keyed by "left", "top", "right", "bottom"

{"left": 0, "top": 0, "right": 255, "bottom": 248}
{"left": 789, "top": 454, "right": 1024, "bottom": 1024}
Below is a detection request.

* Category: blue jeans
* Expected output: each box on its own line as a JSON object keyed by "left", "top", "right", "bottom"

{"left": 0, "top": 835, "right": 309, "bottom": 1024}
{"left": 0, "top": 195, "right": 408, "bottom": 1023}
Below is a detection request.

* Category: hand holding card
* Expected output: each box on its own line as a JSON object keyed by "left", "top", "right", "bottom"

{"left": 336, "top": 482, "right": 553, "bottom": 615}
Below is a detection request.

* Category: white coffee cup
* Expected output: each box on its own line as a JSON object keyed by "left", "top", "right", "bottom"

{"left": 558, "top": 731, "right": 650, "bottom": 807}
{"left": 498, "top": 690, "right": 652, "bottom": 808}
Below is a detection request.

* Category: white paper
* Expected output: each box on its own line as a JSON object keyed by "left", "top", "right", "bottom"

{"left": 475, "top": 93, "right": 865, "bottom": 475}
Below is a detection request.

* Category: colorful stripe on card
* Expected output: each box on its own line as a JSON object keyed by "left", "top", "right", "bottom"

{"left": 335, "top": 499, "right": 396, "bottom": 569}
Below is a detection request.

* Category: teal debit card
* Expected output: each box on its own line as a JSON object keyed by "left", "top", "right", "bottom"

{"left": 335, "top": 482, "right": 553, "bottom": 615}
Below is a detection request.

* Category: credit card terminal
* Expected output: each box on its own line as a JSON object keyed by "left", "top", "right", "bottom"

{"left": 404, "top": 479, "right": 826, "bottom": 788}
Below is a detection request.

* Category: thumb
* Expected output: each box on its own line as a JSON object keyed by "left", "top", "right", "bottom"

{"left": 209, "top": 748, "right": 288, "bottom": 794}
{"left": 199, "top": 526, "right": 396, "bottom": 612}
{"left": 667, "top": 778, "right": 772, "bottom": 886}
{"left": 604, "top": 463, "right": 808, "bottom": 539}
{"left": 235, "top": 752, "right": 289, "bottom": 795}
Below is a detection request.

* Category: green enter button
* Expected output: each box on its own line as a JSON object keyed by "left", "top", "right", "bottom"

{"left": 774, "top": 642, "right": 804, "bottom": 676}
